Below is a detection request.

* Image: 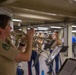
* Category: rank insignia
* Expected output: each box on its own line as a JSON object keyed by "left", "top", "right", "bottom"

{"left": 2, "top": 43, "right": 10, "bottom": 50}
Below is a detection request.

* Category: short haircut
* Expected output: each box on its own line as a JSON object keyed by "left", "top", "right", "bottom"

{"left": 0, "top": 14, "right": 11, "bottom": 29}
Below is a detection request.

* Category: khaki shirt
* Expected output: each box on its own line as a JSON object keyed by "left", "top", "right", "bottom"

{"left": 0, "top": 38, "right": 20, "bottom": 75}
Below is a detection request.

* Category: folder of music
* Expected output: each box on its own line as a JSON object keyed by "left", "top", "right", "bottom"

{"left": 57, "top": 58, "right": 76, "bottom": 75}
{"left": 46, "top": 46, "right": 68, "bottom": 65}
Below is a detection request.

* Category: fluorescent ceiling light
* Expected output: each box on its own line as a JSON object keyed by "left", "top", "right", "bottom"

{"left": 27, "top": 28, "right": 30, "bottom": 30}
{"left": 50, "top": 26, "right": 62, "bottom": 29}
{"left": 27, "top": 28, "right": 38, "bottom": 30}
{"left": 34, "top": 28, "right": 38, "bottom": 30}
{"left": 12, "top": 19, "right": 22, "bottom": 22}
{"left": 37, "top": 27, "right": 48, "bottom": 30}
{"left": 72, "top": 25, "right": 76, "bottom": 27}
{"left": 72, "top": 30, "right": 76, "bottom": 32}
{"left": 19, "top": 29, "right": 22, "bottom": 31}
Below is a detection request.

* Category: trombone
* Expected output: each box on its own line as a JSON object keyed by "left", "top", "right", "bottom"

{"left": 10, "top": 30, "right": 51, "bottom": 58}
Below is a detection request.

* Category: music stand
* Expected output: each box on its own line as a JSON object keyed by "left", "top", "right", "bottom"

{"left": 32, "top": 40, "right": 56, "bottom": 67}
{"left": 45, "top": 46, "right": 68, "bottom": 75}
{"left": 60, "top": 46, "right": 69, "bottom": 52}
{"left": 57, "top": 58, "right": 76, "bottom": 75}
{"left": 44, "top": 40, "right": 55, "bottom": 50}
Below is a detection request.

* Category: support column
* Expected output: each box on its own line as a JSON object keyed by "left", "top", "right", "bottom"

{"left": 64, "top": 25, "right": 68, "bottom": 46}
{"left": 63, "top": 25, "right": 68, "bottom": 56}
{"left": 67, "top": 24, "right": 72, "bottom": 58}
{"left": 22, "top": 26, "right": 27, "bottom": 34}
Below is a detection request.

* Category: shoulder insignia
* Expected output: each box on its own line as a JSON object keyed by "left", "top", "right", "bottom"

{"left": 2, "top": 43, "right": 10, "bottom": 50}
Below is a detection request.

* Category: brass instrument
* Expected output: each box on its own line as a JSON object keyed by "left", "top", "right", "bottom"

{"left": 10, "top": 30, "right": 51, "bottom": 58}
{"left": 34, "top": 36, "right": 52, "bottom": 42}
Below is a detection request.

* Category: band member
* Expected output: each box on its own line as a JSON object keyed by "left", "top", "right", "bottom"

{"left": 28, "top": 38, "right": 40, "bottom": 75}
{"left": 47, "top": 31, "right": 62, "bottom": 75}
{"left": 0, "top": 14, "right": 34, "bottom": 75}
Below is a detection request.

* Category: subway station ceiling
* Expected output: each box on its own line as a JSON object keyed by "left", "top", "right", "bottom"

{"left": 0, "top": 0, "right": 76, "bottom": 28}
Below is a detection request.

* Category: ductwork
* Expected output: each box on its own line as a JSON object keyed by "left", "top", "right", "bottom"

{"left": 0, "top": 7, "right": 13, "bottom": 17}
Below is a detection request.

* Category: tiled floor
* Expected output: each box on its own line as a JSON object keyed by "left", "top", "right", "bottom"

{"left": 18, "top": 52, "right": 49, "bottom": 75}
{"left": 18, "top": 52, "right": 68, "bottom": 75}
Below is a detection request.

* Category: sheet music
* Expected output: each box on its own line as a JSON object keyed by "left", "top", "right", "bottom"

{"left": 59, "top": 59, "right": 76, "bottom": 75}
{"left": 48, "top": 46, "right": 62, "bottom": 60}
{"left": 47, "top": 46, "right": 62, "bottom": 64}
{"left": 72, "top": 68, "right": 76, "bottom": 75}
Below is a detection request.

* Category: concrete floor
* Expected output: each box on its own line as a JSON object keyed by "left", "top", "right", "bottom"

{"left": 17, "top": 44, "right": 76, "bottom": 75}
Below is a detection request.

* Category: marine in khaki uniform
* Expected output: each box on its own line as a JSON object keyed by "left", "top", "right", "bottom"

{"left": 0, "top": 37, "right": 20, "bottom": 75}
{"left": 0, "top": 14, "right": 34, "bottom": 75}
